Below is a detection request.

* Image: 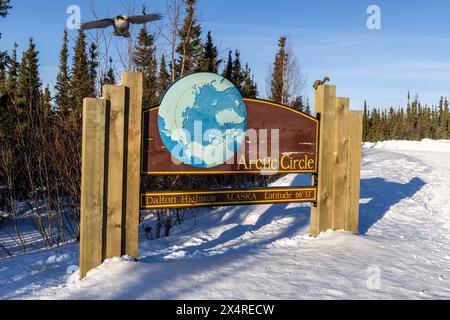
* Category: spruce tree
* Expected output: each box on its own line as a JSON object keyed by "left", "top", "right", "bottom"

{"left": 363, "top": 101, "right": 369, "bottom": 141}
{"left": 305, "top": 98, "right": 311, "bottom": 115}
{"left": 88, "top": 42, "right": 98, "bottom": 91}
{"left": 41, "top": 85, "right": 52, "bottom": 121}
{"left": 0, "top": 0, "right": 11, "bottom": 18}
{"left": 176, "top": 0, "right": 202, "bottom": 77}
{"left": 430, "top": 106, "right": 438, "bottom": 139}
{"left": 15, "top": 37, "right": 42, "bottom": 194}
{"left": 0, "top": 51, "right": 7, "bottom": 96}
{"left": 6, "top": 43, "right": 18, "bottom": 97}
{"left": 231, "top": 50, "right": 243, "bottom": 91}
{"left": 437, "top": 97, "right": 444, "bottom": 138}
{"left": 107, "top": 58, "right": 116, "bottom": 84}
{"left": 157, "top": 53, "right": 170, "bottom": 98}
{"left": 1, "top": 43, "right": 18, "bottom": 148}
{"left": 55, "top": 30, "right": 71, "bottom": 114}
{"left": 0, "top": 0, "right": 11, "bottom": 90}
{"left": 443, "top": 98, "right": 449, "bottom": 138}
{"left": 250, "top": 75, "right": 258, "bottom": 98}
{"left": 270, "top": 37, "right": 288, "bottom": 104}
{"left": 199, "top": 31, "right": 221, "bottom": 73}
{"left": 291, "top": 96, "right": 304, "bottom": 112}
{"left": 241, "top": 63, "right": 251, "bottom": 97}
{"left": 65, "top": 30, "right": 93, "bottom": 203}
{"left": 241, "top": 63, "right": 257, "bottom": 98}
{"left": 222, "top": 50, "right": 233, "bottom": 81}
{"left": 102, "top": 57, "right": 116, "bottom": 85}
{"left": 134, "top": 26, "right": 158, "bottom": 106}
{"left": 0, "top": 0, "right": 11, "bottom": 39}
{"left": 71, "top": 29, "right": 94, "bottom": 114}
{"left": 17, "top": 38, "right": 41, "bottom": 113}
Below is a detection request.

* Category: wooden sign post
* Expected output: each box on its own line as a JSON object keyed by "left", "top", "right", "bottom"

{"left": 80, "top": 98, "right": 107, "bottom": 278}
{"left": 310, "top": 85, "right": 362, "bottom": 236}
{"left": 80, "top": 73, "right": 362, "bottom": 279}
{"left": 80, "top": 72, "right": 142, "bottom": 279}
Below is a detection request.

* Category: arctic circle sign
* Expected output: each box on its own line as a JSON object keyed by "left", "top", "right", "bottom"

{"left": 140, "top": 73, "right": 320, "bottom": 210}
{"left": 80, "top": 71, "right": 363, "bottom": 279}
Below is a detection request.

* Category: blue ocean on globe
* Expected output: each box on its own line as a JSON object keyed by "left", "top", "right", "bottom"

{"left": 158, "top": 73, "right": 247, "bottom": 169}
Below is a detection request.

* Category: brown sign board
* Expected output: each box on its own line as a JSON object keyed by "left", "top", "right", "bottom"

{"left": 142, "top": 98, "right": 319, "bottom": 175}
{"left": 141, "top": 187, "right": 317, "bottom": 210}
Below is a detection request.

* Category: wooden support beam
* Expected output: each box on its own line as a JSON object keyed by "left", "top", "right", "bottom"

{"left": 345, "top": 111, "right": 363, "bottom": 234}
{"left": 121, "top": 72, "right": 143, "bottom": 259}
{"left": 103, "top": 85, "right": 127, "bottom": 259}
{"left": 332, "top": 97, "right": 350, "bottom": 230}
{"left": 310, "top": 85, "right": 337, "bottom": 237}
{"left": 80, "top": 98, "right": 108, "bottom": 278}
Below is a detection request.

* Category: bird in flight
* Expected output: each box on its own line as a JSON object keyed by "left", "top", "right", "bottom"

{"left": 81, "top": 13, "right": 162, "bottom": 37}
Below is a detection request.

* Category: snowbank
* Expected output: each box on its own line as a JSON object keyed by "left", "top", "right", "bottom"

{"left": 364, "top": 139, "right": 450, "bottom": 153}
{"left": 2, "top": 144, "right": 450, "bottom": 299}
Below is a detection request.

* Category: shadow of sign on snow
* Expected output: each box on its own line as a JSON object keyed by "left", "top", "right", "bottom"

{"left": 140, "top": 174, "right": 313, "bottom": 263}
{"left": 139, "top": 175, "right": 426, "bottom": 262}
{"left": 359, "top": 177, "right": 426, "bottom": 234}
{"left": 140, "top": 203, "right": 311, "bottom": 264}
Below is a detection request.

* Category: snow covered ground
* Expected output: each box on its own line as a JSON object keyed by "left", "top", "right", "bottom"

{"left": 1, "top": 140, "right": 450, "bottom": 300}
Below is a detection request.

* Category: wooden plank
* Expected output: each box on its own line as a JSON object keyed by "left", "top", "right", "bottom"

{"left": 80, "top": 98, "right": 107, "bottom": 279}
{"left": 121, "top": 72, "right": 143, "bottom": 259}
{"left": 345, "top": 111, "right": 363, "bottom": 234}
{"left": 332, "top": 97, "right": 350, "bottom": 230}
{"left": 310, "top": 85, "right": 337, "bottom": 237}
{"left": 104, "top": 85, "right": 127, "bottom": 259}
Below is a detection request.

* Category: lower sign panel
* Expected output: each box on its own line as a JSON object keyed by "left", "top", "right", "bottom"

{"left": 141, "top": 187, "right": 317, "bottom": 210}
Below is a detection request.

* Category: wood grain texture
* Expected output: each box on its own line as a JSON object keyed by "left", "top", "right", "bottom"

{"left": 332, "top": 97, "right": 350, "bottom": 230}
{"left": 121, "top": 72, "right": 143, "bottom": 259}
{"left": 80, "top": 98, "right": 107, "bottom": 279}
{"left": 310, "top": 85, "right": 337, "bottom": 236}
{"left": 346, "top": 111, "right": 363, "bottom": 233}
{"left": 104, "top": 85, "right": 126, "bottom": 259}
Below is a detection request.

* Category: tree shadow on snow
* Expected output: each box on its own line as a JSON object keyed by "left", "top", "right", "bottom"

{"left": 359, "top": 177, "right": 426, "bottom": 234}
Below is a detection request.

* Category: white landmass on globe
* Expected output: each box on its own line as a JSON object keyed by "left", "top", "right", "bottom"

{"left": 215, "top": 109, "right": 246, "bottom": 126}
{"left": 185, "top": 129, "right": 245, "bottom": 167}
{"left": 159, "top": 74, "right": 235, "bottom": 138}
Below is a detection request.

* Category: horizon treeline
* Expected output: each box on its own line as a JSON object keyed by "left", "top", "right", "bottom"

{"left": 363, "top": 93, "right": 450, "bottom": 142}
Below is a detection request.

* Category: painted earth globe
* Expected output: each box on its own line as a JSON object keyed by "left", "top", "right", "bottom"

{"left": 158, "top": 72, "right": 247, "bottom": 168}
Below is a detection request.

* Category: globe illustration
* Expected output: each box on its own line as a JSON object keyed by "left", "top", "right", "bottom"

{"left": 158, "top": 73, "right": 247, "bottom": 168}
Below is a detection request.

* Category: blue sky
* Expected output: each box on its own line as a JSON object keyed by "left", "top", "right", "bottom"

{"left": 1, "top": 0, "right": 450, "bottom": 109}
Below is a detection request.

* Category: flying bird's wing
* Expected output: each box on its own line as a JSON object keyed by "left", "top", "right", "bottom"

{"left": 128, "top": 13, "right": 162, "bottom": 24}
{"left": 81, "top": 18, "right": 114, "bottom": 30}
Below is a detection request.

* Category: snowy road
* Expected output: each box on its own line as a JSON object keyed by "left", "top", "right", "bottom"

{"left": 1, "top": 140, "right": 450, "bottom": 300}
